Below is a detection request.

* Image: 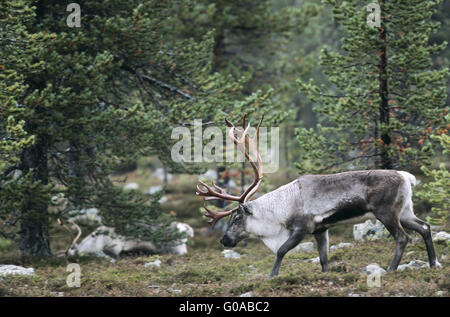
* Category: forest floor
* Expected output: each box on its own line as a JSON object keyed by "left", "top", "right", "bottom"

{"left": 0, "top": 228, "right": 449, "bottom": 297}
{"left": 0, "top": 168, "right": 449, "bottom": 297}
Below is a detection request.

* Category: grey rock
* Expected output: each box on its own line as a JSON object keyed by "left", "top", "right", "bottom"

{"left": 361, "top": 263, "right": 386, "bottom": 275}
{"left": 0, "top": 265, "right": 34, "bottom": 277}
{"left": 148, "top": 185, "right": 167, "bottom": 203}
{"left": 248, "top": 265, "right": 257, "bottom": 271}
{"left": 330, "top": 242, "right": 354, "bottom": 251}
{"left": 124, "top": 182, "right": 139, "bottom": 190}
{"left": 168, "top": 287, "right": 182, "bottom": 294}
{"left": 148, "top": 185, "right": 163, "bottom": 195}
{"left": 433, "top": 231, "right": 450, "bottom": 244}
{"left": 304, "top": 257, "right": 320, "bottom": 264}
{"left": 158, "top": 196, "right": 168, "bottom": 204}
{"left": 239, "top": 292, "right": 253, "bottom": 297}
{"left": 144, "top": 259, "right": 162, "bottom": 268}
{"left": 293, "top": 242, "right": 315, "bottom": 253}
{"left": 222, "top": 250, "right": 242, "bottom": 259}
{"left": 353, "top": 220, "right": 389, "bottom": 241}
{"left": 148, "top": 285, "right": 160, "bottom": 289}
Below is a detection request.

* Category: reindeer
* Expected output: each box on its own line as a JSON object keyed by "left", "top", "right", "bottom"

{"left": 196, "top": 117, "right": 440, "bottom": 277}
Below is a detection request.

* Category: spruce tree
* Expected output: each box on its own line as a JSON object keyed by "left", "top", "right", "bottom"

{"left": 296, "top": 0, "right": 449, "bottom": 174}
{"left": 416, "top": 116, "right": 449, "bottom": 225}
{"left": 0, "top": 1, "right": 36, "bottom": 174}
{"left": 0, "top": 0, "right": 53, "bottom": 254}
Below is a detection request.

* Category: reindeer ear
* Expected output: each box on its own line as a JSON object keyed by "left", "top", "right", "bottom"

{"left": 243, "top": 205, "right": 252, "bottom": 215}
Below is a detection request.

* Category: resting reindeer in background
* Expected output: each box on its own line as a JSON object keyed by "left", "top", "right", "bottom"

{"left": 196, "top": 116, "right": 440, "bottom": 277}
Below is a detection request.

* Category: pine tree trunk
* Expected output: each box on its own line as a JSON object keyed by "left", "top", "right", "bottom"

{"left": 378, "top": 2, "right": 393, "bottom": 170}
{"left": 212, "top": 31, "right": 225, "bottom": 73}
{"left": 19, "top": 135, "right": 52, "bottom": 256}
{"left": 19, "top": 215, "right": 52, "bottom": 257}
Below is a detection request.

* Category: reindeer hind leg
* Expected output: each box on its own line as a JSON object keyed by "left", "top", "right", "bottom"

{"left": 375, "top": 211, "right": 409, "bottom": 271}
{"left": 399, "top": 194, "right": 439, "bottom": 268}
{"left": 400, "top": 216, "right": 439, "bottom": 268}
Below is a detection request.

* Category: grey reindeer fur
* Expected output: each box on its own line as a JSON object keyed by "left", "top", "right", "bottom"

{"left": 221, "top": 170, "right": 440, "bottom": 277}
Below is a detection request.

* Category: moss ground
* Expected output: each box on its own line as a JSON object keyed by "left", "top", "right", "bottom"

{"left": 1, "top": 226, "right": 449, "bottom": 297}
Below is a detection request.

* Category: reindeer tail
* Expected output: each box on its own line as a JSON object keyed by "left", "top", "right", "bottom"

{"left": 397, "top": 171, "right": 416, "bottom": 187}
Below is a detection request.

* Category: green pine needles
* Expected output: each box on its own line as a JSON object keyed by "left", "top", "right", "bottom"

{"left": 296, "top": 0, "right": 449, "bottom": 174}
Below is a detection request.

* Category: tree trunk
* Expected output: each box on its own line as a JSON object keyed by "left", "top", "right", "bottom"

{"left": 19, "top": 215, "right": 52, "bottom": 257}
{"left": 212, "top": 30, "right": 225, "bottom": 73}
{"left": 19, "top": 135, "right": 52, "bottom": 256}
{"left": 378, "top": 1, "right": 393, "bottom": 170}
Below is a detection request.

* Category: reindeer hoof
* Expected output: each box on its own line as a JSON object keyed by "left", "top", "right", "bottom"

{"left": 432, "top": 260, "right": 442, "bottom": 268}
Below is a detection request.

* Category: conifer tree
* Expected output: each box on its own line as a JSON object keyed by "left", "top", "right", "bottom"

{"left": 416, "top": 115, "right": 449, "bottom": 225}
{"left": 296, "top": 0, "right": 449, "bottom": 174}
{"left": 0, "top": 1, "right": 35, "bottom": 175}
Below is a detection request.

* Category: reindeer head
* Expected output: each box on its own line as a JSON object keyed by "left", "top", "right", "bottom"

{"left": 220, "top": 204, "right": 254, "bottom": 247}
{"left": 196, "top": 116, "right": 264, "bottom": 248}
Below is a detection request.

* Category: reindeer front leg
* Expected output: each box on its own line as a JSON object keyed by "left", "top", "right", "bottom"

{"left": 314, "top": 230, "right": 329, "bottom": 272}
{"left": 270, "top": 228, "right": 305, "bottom": 278}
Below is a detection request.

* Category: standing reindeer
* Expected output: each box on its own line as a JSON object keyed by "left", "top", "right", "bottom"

{"left": 196, "top": 117, "right": 440, "bottom": 277}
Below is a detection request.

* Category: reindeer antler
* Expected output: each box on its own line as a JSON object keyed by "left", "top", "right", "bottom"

{"left": 66, "top": 219, "right": 82, "bottom": 252}
{"left": 202, "top": 204, "right": 239, "bottom": 228}
{"left": 56, "top": 218, "right": 82, "bottom": 257}
{"left": 197, "top": 116, "right": 264, "bottom": 228}
{"left": 226, "top": 115, "right": 264, "bottom": 203}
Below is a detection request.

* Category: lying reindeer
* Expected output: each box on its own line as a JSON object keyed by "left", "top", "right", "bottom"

{"left": 196, "top": 116, "right": 440, "bottom": 277}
